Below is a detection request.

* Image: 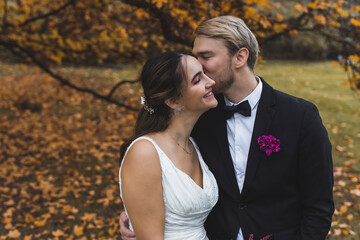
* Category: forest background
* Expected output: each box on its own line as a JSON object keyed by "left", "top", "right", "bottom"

{"left": 0, "top": 0, "right": 359, "bottom": 239}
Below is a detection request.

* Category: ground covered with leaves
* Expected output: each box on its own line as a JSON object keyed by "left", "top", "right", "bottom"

{"left": 0, "top": 62, "right": 139, "bottom": 239}
{"left": 0, "top": 61, "right": 359, "bottom": 239}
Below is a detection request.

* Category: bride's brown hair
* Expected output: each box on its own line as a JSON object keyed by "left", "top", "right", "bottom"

{"left": 120, "top": 51, "right": 189, "bottom": 159}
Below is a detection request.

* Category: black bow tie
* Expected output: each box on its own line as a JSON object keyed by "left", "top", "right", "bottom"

{"left": 223, "top": 100, "right": 251, "bottom": 119}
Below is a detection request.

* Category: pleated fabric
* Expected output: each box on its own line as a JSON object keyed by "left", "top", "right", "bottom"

{"left": 119, "top": 136, "right": 218, "bottom": 240}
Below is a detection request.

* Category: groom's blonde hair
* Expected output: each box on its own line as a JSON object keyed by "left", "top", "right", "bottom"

{"left": 195, "top": 15, "right": 259, "bottom": 70}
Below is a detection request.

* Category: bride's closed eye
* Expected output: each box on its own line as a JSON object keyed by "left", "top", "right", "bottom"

{"left": 194, "top": 76, "right": 201, "bottom": 84}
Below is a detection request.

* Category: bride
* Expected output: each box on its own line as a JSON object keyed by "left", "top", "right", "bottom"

{"left": 119, "top": 51, "right": 219, "bottom": 239}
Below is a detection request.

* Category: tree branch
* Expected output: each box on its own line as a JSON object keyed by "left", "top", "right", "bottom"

{"left": 19, "top": 0, "right": 77, "bottom": 27}
{"left": 106, "top": 80, "right": 138, "bottom": 98}
{"left": 0, "top": 40, "right": 139, "bottom": 111}
{"left": 1, "top": 0, "right": 8, "bottom": 34}
{"left": 121, "top": 0, "right": 192, "bottom": 46}
{"left": 259, "top": 12, "right": 309, "bottom": 45}
{"left": 317, "top": 29, "right": 358, "bottom": 52}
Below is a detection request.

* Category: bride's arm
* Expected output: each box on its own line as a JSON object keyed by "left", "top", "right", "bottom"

{"left": 121, "top": 140, "right": 165, "bottom": 240}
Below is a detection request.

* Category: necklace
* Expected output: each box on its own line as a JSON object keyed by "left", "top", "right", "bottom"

{"left": 168, "top": 134, "right": 194, "bottom": 155}
{"left": 175, "top": 140, "right": 194, "bottom": 155}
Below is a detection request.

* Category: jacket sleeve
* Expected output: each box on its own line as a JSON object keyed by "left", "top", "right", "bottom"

{"left": 297, "top": 103, "right": 334, "bottom": 239}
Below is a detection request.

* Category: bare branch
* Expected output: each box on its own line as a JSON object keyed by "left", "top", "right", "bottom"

{"left": 259, "top": 12, "right": 309, "bottom": 45}
{"left": 0, "top": 39, "right": 139, "bottom": 111}
{"left": 1, "top": 0, "right": 8, "bottom": 33}
{"left": 317, "top": 29, "right": 358, "bottom": 52}
{"left": 107, "top": 80, "right": 138, "bottom": 98}
{"left": 121, "top": 0, "right": 192, "bottom": 46}
{"left": 19, "top": 0, "right": 77, "bottom": 27}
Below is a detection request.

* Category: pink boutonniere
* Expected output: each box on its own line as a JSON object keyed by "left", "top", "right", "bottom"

{"left": 257, "top": 135, "right": 280, "bottom": 156}
{"left": 249, "top": 233, "right": 273, "bottom": 240}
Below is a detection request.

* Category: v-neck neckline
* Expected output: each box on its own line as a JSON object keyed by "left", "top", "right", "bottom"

{"left": 145, "top": 136, "right": 205, "bottom": 190}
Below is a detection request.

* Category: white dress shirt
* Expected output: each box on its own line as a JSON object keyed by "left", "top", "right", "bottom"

{"left": 224, "top": 77, "right": 263, "bottom": 240}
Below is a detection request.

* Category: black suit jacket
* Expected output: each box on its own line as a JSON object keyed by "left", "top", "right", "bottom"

{"left": 191, "top": 78, "right": 334, "bottom": 240}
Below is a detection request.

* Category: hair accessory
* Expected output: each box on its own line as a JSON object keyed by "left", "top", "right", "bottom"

{"left": 140, "top": 96, "right": 155, "bottom": 114}
{"left": 174, "top": 105, "right": 184, "bottom": 115}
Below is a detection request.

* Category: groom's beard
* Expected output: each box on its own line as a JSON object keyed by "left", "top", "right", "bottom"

{"left": 212, "top": 62, "right": 234, "bottom": 94}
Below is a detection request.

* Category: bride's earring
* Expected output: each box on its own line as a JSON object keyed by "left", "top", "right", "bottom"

{"left": 174, "top": 105, "right": 184, "bottom": 115}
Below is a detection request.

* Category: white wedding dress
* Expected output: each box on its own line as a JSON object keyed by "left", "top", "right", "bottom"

{"left": 119, "top": 136, "right": 218, "bottom": 240}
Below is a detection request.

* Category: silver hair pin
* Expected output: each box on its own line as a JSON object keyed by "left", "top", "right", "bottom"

{"left": 140, "top": 96, "right": 155, "bottom": 114}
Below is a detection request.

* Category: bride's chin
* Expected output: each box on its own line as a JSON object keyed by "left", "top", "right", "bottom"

{"left": 208, "top": 99, "right": 218, "bottom": 108}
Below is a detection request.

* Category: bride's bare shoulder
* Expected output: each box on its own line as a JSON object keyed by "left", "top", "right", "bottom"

{"left": 122, "top": 137, "right": 160, "bottom": 174}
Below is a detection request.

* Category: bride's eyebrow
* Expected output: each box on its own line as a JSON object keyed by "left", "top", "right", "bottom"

{"left": 191, "top": 71, "right": 201, "bottom": 83}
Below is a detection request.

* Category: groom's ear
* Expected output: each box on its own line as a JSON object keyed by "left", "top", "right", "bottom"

{"left": 233, "top": 47, "right": 249, "bottom": 69}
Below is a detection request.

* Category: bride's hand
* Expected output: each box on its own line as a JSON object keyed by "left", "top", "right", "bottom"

{"left": 119, "top": 211, "right": 136, "bottom": 240}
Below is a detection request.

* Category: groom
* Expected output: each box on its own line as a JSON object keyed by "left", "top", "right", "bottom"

{"left": 120, "top": 16, "right": 334, "bottom": 240}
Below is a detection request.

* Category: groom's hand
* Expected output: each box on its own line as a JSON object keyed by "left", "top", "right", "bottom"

{"left": 119, "top": 211, "right": 136, "bottom": 240}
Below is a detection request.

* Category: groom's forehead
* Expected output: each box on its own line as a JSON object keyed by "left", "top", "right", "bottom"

{"left": 193, "top": 37, "right": 225, "bottom": 52}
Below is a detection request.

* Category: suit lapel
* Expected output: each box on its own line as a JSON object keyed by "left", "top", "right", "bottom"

{"left": 241, "top": 78, "right": 277, "bottom": 196}
{"left": 213, "top": 95, "right": 241, "bottom": 199}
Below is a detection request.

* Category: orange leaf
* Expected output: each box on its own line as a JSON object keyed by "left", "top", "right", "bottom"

{"left": 73, "top": 225, "right": 84, "bottom": 236}
{"left": 341, "top": 11, "right": 349, "bottom": 18}
{"left": 289, "top": 29, "right": 298, "bottom": 35}
{"left": 245, "top": 7, "right": 257, "bottom": 18}
{"left": 34, "top": 218, "right": 47, "bottom": 227}
{"left": 346, "top": 214, "right": 354, "bottom": 221}
{"left": 314, "top": 15, "right": 326, "bottom": 25}
{"left": 52, "top": 229, "right": 65, "bottom": 237}
{"left": 308, "top": 2, "right": 317, "bottom": 9}
{"left": 339, "top": 204, "right": 348, "bottom": 214}
{"left": 350, "top": 18, "right": 360, "bottom": 27}
{"left": 81, "top": 213, "right": 97, "bottom": 222}
{"left": 8, "top": 229, "right": 21, "bottom": 238}
{"left": 348, "top": 55, "right": 360, "bottom": 62}
{"left": 294, "top": 3, "right": 307, "bottom": 12}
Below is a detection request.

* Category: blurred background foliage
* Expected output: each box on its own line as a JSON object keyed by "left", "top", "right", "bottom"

{"left": 1, "top": 0, "right": 360, "bottom": 239}
{"left": 0, "top": 0, "right": 359, "bottom": 109}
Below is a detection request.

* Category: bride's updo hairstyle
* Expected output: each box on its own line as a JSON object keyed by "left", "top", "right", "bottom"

{"left": 120, "top": 51, "right": 189, "bottom": 158}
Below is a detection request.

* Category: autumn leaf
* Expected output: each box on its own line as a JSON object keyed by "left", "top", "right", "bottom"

{"left": 314, "top": 15, "right": 326, "bottom": 25}
{"left": 348, "top": 55, "right": 360, "bottom": 62}
{"left": 294, "top": 3, "right": 308, "bottom": 13}
{"left": 7, "top": 229, "right": 21, "bottom": 238}
{"left": 350, "top": 18, "right": 360, "bottom": 27}
{"left": 52, "top": 229, "right": 65, "bottom": 237}
{"left": 73, "top": 225, "right": 84, "bottom": 236}
{"left": 81, "top": 213, "right": 97, "bottom": 222}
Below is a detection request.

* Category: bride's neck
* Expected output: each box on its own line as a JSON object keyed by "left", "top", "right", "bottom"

{"left": 164, "top": 113, "right": 198, "bottom": 142}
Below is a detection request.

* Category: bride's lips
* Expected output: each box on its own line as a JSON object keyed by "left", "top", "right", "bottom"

{"left": 203, "top": 90, "right": 214, "bottom": 98}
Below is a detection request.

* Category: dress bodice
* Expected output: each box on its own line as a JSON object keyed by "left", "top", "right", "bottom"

{"left": 119, "top": 136, "right": 218, "bottom": 240}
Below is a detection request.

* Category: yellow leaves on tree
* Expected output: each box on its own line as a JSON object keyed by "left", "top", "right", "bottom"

{"left": 314, "top": 14, "right": 326, "bottom": 25}
{"left": 350, "top": 18, "right": 360, "bottom": 27}
{"left": 152, "top": 0, "right": 168, "bottom": 8}
{"left": 244, "top": 7, "right": 257, "bottom": 19}
{"left": 349, "top": 55, "right": 360, "bottom": 62}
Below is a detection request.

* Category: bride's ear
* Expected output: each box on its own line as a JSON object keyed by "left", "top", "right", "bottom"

{"left": 165, "top": 98, "right": 178, "bottom": 110}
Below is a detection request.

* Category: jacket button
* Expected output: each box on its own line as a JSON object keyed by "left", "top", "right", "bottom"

{"left": 238, "top": 202, "right": 247, "bottom": 209}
